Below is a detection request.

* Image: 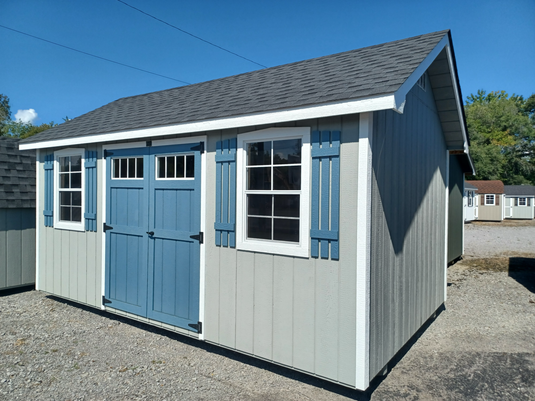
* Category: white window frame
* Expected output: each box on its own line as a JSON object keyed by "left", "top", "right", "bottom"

{"left": 154, "top": 153, "right": 195, "bottom": 180}
{"left": 236, "top": 127, "right": 310, "bottom": 257}
{"left": 518, "top": 197, "right": 527, "bottom": 206}
{"left": 485, "top": 194, "right": 495, "bottom": 206}
{"left": 54, "top": 148, "right": 85, "bottom": 231}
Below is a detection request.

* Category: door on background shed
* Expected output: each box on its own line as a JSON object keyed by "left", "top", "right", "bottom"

{"left": 105, "top": 142, "right": 202, "bottom": 332}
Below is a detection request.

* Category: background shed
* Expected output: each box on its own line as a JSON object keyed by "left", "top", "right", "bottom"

{"left": 504, "top": 185, "right": 535, "bottom": 219}
{"left": 0, "top": 137, "right": 36, "bottom": 290}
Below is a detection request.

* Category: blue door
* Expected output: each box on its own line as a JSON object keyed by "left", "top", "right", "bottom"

{"left": 105, "top": 142, "right": 202, "bottom": 332}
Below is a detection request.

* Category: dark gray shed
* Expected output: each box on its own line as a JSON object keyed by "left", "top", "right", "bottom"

{"left": 0, "top": 136, "right": 36, "bottom": 290}
{"left": 21, "top": 30, "right": 473, "bottom": 390}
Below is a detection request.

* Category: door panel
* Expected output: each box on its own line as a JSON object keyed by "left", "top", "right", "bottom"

{"left": 147, "top": 143, "right": 201, "bottom": 330}
{"left": 105, "top": 143, "right": 201, "bottom": 332}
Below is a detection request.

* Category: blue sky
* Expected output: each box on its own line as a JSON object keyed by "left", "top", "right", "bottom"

{"left": 1, "top": 0, "right": 534, "bottom": 126}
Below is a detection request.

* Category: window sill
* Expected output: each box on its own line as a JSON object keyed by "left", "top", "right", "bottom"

{"left": 54, "top": 221, "right": 85, "bottom": 232}
{"left": 237, "top": 239, "right": 309, "bottom": 258}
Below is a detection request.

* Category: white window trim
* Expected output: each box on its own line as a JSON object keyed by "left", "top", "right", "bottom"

{"left": 485, "top": 194, "right": 495, "bottom": 206}
{"left": 53, "top": 148, "right": 85, "bottom": 231}
{"left": 236, "top": 127, "right": 310, "bottom": 258}
{"left": 518, "top": 197, "right": 527, "bottom": 206}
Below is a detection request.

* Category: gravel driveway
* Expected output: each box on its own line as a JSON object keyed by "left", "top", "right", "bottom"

{"left": 1, "top": 221, "right": 534, "bottom": 400}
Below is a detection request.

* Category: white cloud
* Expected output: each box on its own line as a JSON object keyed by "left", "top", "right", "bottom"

{"left": 14, "top": 109, "right": 38, "bottom": 124}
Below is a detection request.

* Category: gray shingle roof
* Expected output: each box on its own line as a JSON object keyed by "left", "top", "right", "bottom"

{"left": 22, "top": 30, "right": 449, "bottom": 145}
{"left": 504, "top": 185, "right": 535, "bottom": 196}
{"left": 0, "top": 137, "right": 36, "bottom": 208}
{"left": 465, "top": 182, "right": 478, "bottom": 190}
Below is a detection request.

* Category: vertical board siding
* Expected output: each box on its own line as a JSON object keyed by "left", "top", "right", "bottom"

{"left": 38, "top": 146, "right": 102, "bottom": 308}
{"left": 448, "top": 155, "right": 464, "bottom": 262}
{"left": 204, "top": 115, "right": 358, "bottom": 387}
{"left": 214, "top": 139, "right": 237, "bottom": 247}
{"left": 478, "top": 203, "right": 504, "bottom": 221}
{"left": 369, "top": 84, "right": 448, "bottom": 378}
{"left": 0, "top": 209, "right": 35, "bottom": 290}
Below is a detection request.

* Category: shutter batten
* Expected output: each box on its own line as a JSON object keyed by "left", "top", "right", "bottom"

{"left": 85, "top": 151, "right": 98, "bottom": 232}
{"left": 215, "top": 139, "right": 237, "bottom": 247}
{"left": 43, "top": 154, "right": 54, "bottom": 227}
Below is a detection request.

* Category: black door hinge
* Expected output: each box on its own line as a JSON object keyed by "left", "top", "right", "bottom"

{"left": 103, "top": 223, "right": 113, "bottom": 232}
{"left": 104, "top": 150, "right": 113, "bottom": 158}
{"left": 102, "top": 296, "right": 112, "bottom": 305}
{"left": 190, "top": 232, "right": 203, "bottom": 244}
{"left": 192, "top": 142, "right": 204, "bottom": 153}
{"left": 188, "top": 321, "right": 202, "bottom": 334}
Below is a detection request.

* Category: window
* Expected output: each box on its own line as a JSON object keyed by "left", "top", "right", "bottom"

{"left": 485, "top": 194, "right": 495, "bottom": 206}
{"left": 468, "top": 191, "right": 473, "bottom": 207}
{"left": 112, "top": 157, "right": 143, "bottom": 179}
{"left": 54, "top": 148, "right": 85, "bottom": 231}
{"left": 156, "top": 154, "right": 194, "bottom": 179}
{"left": 518, "top": 197, "right": 527, "bottom": 206}
{"left": 237, "top": 128, "right": 310, "bottom": 257}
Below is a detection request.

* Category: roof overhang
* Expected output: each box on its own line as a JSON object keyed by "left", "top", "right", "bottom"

{"left": 19, "top": 93, "right": 401, "bottom": 150}
{"left": 20, "top": 31, "right": 471, "bottom": 173}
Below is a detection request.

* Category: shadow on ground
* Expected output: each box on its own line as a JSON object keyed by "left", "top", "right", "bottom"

{"left": 509, "top": 257, "right": 535, "bottom": 293}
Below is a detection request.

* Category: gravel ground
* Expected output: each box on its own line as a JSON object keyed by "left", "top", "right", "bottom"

{"left": 1, "top": 221, "right": 534, "bottom": 400}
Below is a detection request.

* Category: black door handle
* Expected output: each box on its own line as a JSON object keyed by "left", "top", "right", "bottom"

{"left": 147, "top": 231, "right": 154, "bottom": 236}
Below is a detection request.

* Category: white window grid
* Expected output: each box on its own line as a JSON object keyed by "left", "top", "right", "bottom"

{"left": 111, "top": 157, "right": 144, "bottom": 180}
{"left": 155, "top": 154, "right": 195, "bottom": 180}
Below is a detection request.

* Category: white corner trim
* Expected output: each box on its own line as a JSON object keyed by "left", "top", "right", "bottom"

{"left": 35, "top": 149, "right": 41, "bottom": 291}
{"left": 355, "top": 112, "right": 373, "bottom": 390}
{"left": 19, "top": 95, "right": 396, "bottom": 150}
{"left": 444, "top": 151, "right": 450, "bottom": 302}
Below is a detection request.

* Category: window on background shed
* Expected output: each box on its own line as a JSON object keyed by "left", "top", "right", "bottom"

{"left": 236, "top": 128, "right": 310, "bottom": 257}
{"left": 54, "top": 148, "right": 85, "bottom": 231}
{"left": 518, "top": 197, "right": 527, "bottom": 206}
{"left": 485, "top": 194, "right": 495, "bottom": 206}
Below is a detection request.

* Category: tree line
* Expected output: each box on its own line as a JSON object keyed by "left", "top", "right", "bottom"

{"left": 0, "top": 94, "right": 58, "bottom": 139}
{"left": 2, "top": 90, "right": 534, "bottom": 184}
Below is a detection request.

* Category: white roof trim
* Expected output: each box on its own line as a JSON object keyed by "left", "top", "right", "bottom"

{"left": 394, "top": 35, "right": 450, "bottom": 112}
{"left": 20, "top": 93, "right": 396, "bottom": 150}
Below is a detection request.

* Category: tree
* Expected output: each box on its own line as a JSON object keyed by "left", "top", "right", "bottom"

{"left": 0, "top": 94, "right": 12, "bottom": 135}
{"left": 465, "top": 90, "right": 535, "bottom": 185}
{"left": 3, "top": 120, "right": 57, "bottom": 139}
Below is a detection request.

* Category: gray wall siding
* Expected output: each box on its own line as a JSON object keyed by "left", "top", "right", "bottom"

{"left": 37, "top": 147, "right": 103, "bottom": 308}
{"left": 0, "top": 208, "right": 35, "bottom": 290}
{"left": 369, "top": 84, "right": 447, "bottom": 377}
{"left": 204, "top": 114, "right": 360, "bottom": 386}
{"left": 448, "top": 155, "right": 464, "bottom": 262}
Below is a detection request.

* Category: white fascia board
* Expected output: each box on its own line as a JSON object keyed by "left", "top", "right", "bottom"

{"left": 393, "top": 34, "right": 450, "bottom": 114}
{"left": 19, "top": 94, "right": 396, "bottom": 150}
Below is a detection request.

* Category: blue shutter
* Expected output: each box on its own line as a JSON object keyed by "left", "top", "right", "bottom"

{"left": 84, "top": 151, "right": 97, "bottom": 232}
{"left": 43, "top": 154, "right": 54, "bottom": 227}
{"left": 215, "top": 139, "right": 237, "bottom": 247}
{"left": 310, "top": 130, "right": 340, "bottom": 260}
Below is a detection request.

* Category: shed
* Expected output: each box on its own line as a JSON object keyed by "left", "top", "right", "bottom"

{"left": 504, "top": 185, "right": 535, "bottom": 220}
{"left": 0, "top": 136, "right": 36, "bottom": 290}
{"left": 464, "top": 181, "right": 478, "bottom": 222}
{"left": 20, "top": 30, "right": 473, "bottom": 390}
{"left": 466, "top": 180, "right": 505, "bottom": 221}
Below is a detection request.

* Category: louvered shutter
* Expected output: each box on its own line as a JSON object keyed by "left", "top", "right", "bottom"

{"left": 84, "top": 151, "right": 97, "bottom": 231}
{"left": 310, "top": 130, "right": 340, "bottom": 260}
{"left": 496, "top": 195, "right": 500, "bottom": 206}
{"left": 481, "top": 194, "right": 485, "bottom": 205}
{"left": 43, "top": 154, "right": 54, "bottom": 227}
{"left": 214, "top": 139, "right": 237, "bottom": 247}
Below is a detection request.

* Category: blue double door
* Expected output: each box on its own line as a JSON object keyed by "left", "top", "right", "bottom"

{"left": 105, "top": 142, "right": 202, "bottom": 332}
